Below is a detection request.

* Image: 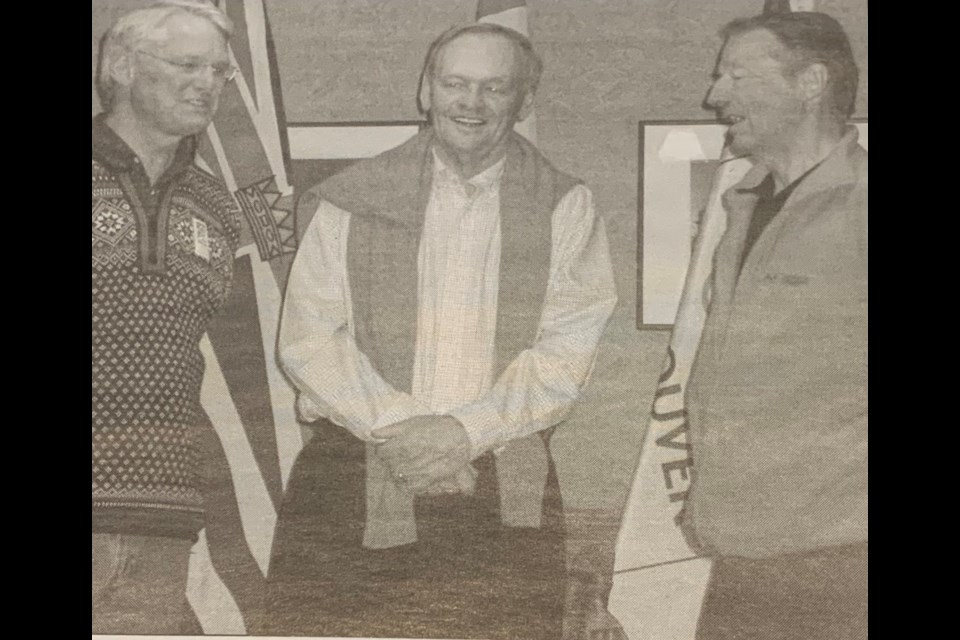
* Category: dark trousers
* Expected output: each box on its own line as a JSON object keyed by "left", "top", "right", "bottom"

{"left": 264, "top": 419, "right": 566, "bottom": 639}
{"left": 696, "top": 543, "right": 868, "bottom": 640}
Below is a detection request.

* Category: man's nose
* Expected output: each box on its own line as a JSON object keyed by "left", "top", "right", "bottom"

{"left": 705, "top": 78, "right": 729, "bottom": 109}
{"left": 193, "top": 65, "right": 221, "bottom": 89}
{"left": 457, "top": 84, "right": 484, "bottom": 110}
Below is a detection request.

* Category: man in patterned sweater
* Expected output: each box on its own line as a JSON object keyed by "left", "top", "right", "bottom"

{"left": 92, "top": 1, "right": 240, "bottom": 633}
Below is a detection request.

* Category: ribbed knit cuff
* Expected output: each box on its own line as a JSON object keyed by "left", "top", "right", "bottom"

{"left": 93, "top": 506, "right": 203, "bottom": 542}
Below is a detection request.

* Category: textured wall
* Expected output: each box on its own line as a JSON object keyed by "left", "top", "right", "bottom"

{"left": 93, "top": 0, "right": 868, "bottom": 567}
{"left": 262, "top": 0, "right": 868, "bottom": 518}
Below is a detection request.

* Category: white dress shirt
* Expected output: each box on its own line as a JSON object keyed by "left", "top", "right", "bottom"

{"left": 279, "top": 151, "right": 617, "bottom": 459}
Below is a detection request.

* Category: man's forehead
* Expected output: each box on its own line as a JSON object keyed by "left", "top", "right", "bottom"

{"left": 720, "top": 29, "right": 788, "bottom": 66}
{"left": 144, "top": 11, "right": 226, "bottom": 51}
{"left": 435, "top": 32, "right": 520, "bottom": 73}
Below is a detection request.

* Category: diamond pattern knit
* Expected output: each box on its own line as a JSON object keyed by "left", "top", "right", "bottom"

{"left": 92, "top": 151, "right": 240, "bottom": 540}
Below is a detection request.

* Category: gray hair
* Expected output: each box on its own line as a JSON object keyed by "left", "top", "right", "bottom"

{"left": 417, "top": 22, "right": 544, "bottom": 114}
{"left": 96, "top": 0, "right": 233, "bottom": 112}
{"left": 720, "top": 12, "right": 858, "bottom": 119}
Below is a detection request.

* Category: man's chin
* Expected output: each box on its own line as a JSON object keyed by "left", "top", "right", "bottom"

{"left": 435, "top": 133, "right": 487, "bottom": 158}
{"left": 438, "top": 122, "right": 487, "bottom": 145}
{"left": 168, "top": 119, "right": 214, "bottom": 138}
{"left": 725, "top": 134, "right": 754, "bottom": 157}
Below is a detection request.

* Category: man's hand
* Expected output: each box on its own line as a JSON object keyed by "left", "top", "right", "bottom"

{"left": 371, "top": 415, "right": 471, "bottom": 493}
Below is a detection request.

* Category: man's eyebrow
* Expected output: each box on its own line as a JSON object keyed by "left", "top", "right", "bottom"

{"left": 436, "top": 74, "right": 517, "bottom": 86}
{"left": 175, "top": 52, "right": 227, "bottom": 61}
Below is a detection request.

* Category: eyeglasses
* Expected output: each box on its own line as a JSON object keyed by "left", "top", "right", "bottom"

{"left": 136, "top": 49, "right": 238, "bottom": 82}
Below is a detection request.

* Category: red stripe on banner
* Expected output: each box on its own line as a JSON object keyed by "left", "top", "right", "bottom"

{"left": 223, "top": 0, "right": 258, "bottom": 106}
{"left": 210, "top": 81, "right": 274, "bottom": 189}
{"left": 267, "top": 240, "right": 297, "bottom": 292}
{"left": 194, "top": 410, "right": 267, "bottom": 633}
{"left": 262, "top": 3, "right": 293, "bottom": 184}
{"left": 206, "top": 254, "right": 285, "bottom": 511}
{"left": 196, "top": 134, "right": 225, "bottom": 182}
{"left": 477, "top": 0, "right": 527, "bottom": 20}
{"left": 763, "top": 0, "right": 793, "bottom": 13}
{"left": 181, "top": 600, "right": 204, "bottom": 634}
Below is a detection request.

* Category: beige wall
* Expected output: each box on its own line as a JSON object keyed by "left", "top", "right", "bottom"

{"left": 93, "top": 0, "right": 868, "bottom": 566}
{"left": 261, "top": 0, "right": 868, "bottom": 504}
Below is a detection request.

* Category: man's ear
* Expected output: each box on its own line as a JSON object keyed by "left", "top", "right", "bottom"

{"left": 418, "top": 76, "right": 432, "bottom": 115}
{"left": 797, "top": 62, "right": 829, "bottom": 107}
{"left": 516, "top": 91, "right": 535, "bottom": 122}
{"left": 109, "top": 49, "right": 136, "bottom": 90}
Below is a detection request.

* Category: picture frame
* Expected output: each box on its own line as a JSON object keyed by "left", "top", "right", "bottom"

{"left": 637, "top": 118, "right": 868, "bottom": 329}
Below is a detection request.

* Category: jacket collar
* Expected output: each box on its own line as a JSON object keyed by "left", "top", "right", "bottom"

{"left": 727, "top": 125, "right": 863, "bottom": 208}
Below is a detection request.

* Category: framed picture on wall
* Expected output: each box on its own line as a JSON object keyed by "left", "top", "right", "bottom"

{"left": 637, "top": 118, "right": 868, "bottom": 329}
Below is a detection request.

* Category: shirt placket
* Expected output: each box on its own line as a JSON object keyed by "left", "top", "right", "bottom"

{"left": 457, "top": 186, "right": 489, "bottom": 398}
{"left": 116, "top": 159, "right": 175, "bottom": 275}
{"left": 431, "top": 181, "right": 484, "bottom": 412}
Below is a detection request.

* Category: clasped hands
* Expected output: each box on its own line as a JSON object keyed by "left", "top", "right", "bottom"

{"left": 371, "top": 415, "right": 474, "bottom": 495}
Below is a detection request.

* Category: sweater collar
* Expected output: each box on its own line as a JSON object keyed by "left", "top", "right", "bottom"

{"left": 92, "top": 113, "right": 197, "bottom": 179}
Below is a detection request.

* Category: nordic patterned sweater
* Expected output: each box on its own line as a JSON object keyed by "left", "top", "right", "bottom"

{"left": 92, "top": 115, "right": 240, "bottom": 540}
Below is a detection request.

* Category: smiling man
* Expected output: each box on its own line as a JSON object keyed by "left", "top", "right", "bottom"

{"left": 92, "top": 1, "right": 239, "bottom": 633}
{"left": 268, "top": 22, "right": 616, "bottom": 640}
{"left": 681, "top": 12, "right": 867, "bottom": 640}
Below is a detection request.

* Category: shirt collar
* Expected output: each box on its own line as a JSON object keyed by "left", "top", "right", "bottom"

{"left": 92, "top": 112, "right": 198, "bottom": 180}
{"left": 431, "top": 148, "right": 506, "bottom": 195}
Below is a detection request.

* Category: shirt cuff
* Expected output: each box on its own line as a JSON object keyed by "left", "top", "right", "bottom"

{"left": 295, "top": 392, "right": 323, "bottom": 423}
{"left": 369, "top": 394, "right": 433, "bottom": 441}
{"left": 295, "top": 389, "right": 431, "bottom": 442}
{"left": 449, "top": 401, "right": 508, "bottom": 460}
